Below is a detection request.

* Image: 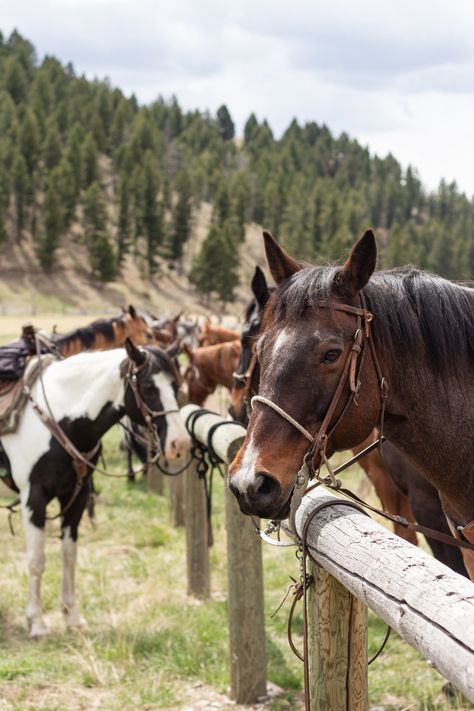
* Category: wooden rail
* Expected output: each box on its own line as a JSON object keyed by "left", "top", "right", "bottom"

{"left": 293, "top": 487, "right": 474, "bottom": 708}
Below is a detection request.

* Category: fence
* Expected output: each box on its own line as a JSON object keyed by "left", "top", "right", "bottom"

{"left": 162, "top": 404, "right": 474, "bottom": 709}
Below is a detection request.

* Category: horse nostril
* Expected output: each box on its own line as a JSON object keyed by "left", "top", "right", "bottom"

{"left": 248, "top": 472, "right": 281, "bottom": 503}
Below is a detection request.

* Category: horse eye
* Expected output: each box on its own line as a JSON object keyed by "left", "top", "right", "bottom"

{"left": 323, "top": 349, "right": 342, "bottom": 364}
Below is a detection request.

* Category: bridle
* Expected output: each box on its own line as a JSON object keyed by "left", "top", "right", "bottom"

{"left": 250, "top": 293, "right": 389, "bottom": 535}
{"left": 123, "top": 354, "right": 180, "bottom": 456}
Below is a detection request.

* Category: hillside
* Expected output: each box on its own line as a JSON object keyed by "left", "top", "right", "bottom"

{"left": 0, "top": 29, "right": 473, "bottom": 318}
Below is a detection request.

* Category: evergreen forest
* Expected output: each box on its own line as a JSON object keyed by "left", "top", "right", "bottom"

{"left": 0, "top": 30, "right": 473, "bottom": 304}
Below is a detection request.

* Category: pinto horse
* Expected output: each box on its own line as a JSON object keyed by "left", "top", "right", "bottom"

{"left": 184, "top": 341, "right": 241, "bottom": 406}
{"left": 0, "top": 340, "right": 190, "bottom": 636}
{"left": 54, "top": 305, "right": 153, "bottom": 357}
{"left": 229, "top": 265, "right": 468, "bottom": 576}
{"left": 229, "top": 230, "right": 474, "bottom": 577}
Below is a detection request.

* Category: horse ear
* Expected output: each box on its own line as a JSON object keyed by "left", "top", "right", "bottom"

{"left": 251, "top": 266, "right": 270, "bottom": 309}
{"left": 335, "top": 230, "right": 377, "bottom": 296}
{"left": 124, "top": 337, "right": 146, "bottom": 365}
{"left": 263, "top": 231, "right": 301, "bottom": 285}
{"left": 128, "top": 304, "right": 137, "bottom": 319}
{"left": 166, "top": 339, "right": 182, "bottom": 359}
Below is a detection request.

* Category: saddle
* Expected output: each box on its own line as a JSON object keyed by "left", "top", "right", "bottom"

{"left": 0, "top": 326, "right": 58, "bottom": 437}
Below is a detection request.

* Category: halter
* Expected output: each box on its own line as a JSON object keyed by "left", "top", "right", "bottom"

{"left": 250, "top": 294, "right": 389, "bottom": 535}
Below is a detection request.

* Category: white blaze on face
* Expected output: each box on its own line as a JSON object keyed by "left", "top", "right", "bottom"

{"left": 152, "top": 372, "right": 191, "bottom": 459}
{"left": 230, "top": 433, "right": 260, "bottom": 493}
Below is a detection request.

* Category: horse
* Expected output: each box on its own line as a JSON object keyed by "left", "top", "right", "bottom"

{"left": 229, "top": 265, "right": 468, "bottom": 576}
{"left": 229, "top": 230, "right": 474, "bottom": 578}
{"left": 184, "top": 341, "right": 241, "bottom": 406}
{"left": 0, "top": 340, "right": 190, "bottom": 636}
{"left": 54, "top": 305, "right": 153, "bottom": 356}
{"left": 199, "top": 320, "right": 240, "bottom": 347}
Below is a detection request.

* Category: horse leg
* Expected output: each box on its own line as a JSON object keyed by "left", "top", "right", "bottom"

{"left": 60, "top": 486, "right": 89, "bottom": 629}
{"left": 127, "top": 447, "right": 135, "bottom": 482}
{"left": 21, "top": 487, "right": 49, "bottom": 637}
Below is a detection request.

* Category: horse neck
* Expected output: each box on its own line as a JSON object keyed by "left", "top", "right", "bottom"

{"left": 379, "top": 344, "right": 474, "bottom": 511}
{"left": 196, "top": 343, "right": 238, "bottom": 391}
{"left": 35, "top": 349, "right": 126, "bottom": 435}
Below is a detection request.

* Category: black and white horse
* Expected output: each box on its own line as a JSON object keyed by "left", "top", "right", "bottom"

{"left": 0, "top": 340, "right": 190, "bottom": 636}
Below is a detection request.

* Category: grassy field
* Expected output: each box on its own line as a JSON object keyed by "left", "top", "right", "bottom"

{"left": 0, "top": 426, "right": 472, "bottom": 711}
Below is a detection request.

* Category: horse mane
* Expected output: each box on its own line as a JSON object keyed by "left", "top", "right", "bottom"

{"left": 56, "top": 317, "right": 121, "bottom": 352}
{"left": 265, "top": 264, "right": 474, "bottom": 377}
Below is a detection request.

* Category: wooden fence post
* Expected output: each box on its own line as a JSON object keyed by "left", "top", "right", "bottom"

{"left": 225, "top": 482, "right": 267, "bottom": 703}
{"left": 169, "top": 474, "right": 185, "bottom": 527}
{"left": 308, "top": 559, "right": 368, "bottom": 711}
{"left": 185, "top": 456, "right": 210, "bottom": 599}
{"left": 179, "top": 404, "right": 267, "bottom": 703}
{"left": 147, "top": 463, "right": 164, "bottom": 496}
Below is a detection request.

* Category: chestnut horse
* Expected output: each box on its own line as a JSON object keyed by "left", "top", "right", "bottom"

{"left": 229, "top": 266, "right": 467, "bottom": 576}
{"left": 199, "top": 320, "right": 240, "bottom": 347}
{"left": 184, "top": 341, "right": 241, "bottom": 406}
{"left": 55, "top": 306, "right": 153, "bottom": 357}
{"left": 229, "top": 230, "right": 474, "bottom": 578}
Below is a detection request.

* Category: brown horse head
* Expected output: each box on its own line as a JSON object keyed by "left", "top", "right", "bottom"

{"left": 121, "top": 305, "right": 154, "bottom": 346}
{"left": 228, "top": 230, "right": 381, "bottom": 519}
{"left": 184, "top": 341, "right": 241, "bottom": 406}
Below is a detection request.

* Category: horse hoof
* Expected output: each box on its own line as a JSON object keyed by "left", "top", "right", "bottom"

{"left": 66, "top": 613, "right": 87, "bottom": 630}
{"left": 29, "top": 619, "right": 50, "bottom": 638}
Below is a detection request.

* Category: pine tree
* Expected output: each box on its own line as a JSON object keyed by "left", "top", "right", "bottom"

{"left": 42, "top": 118, "right": 62, "bottom": 170}
{"left": 169, "top": 170, "right": 193, "bottom": 260}
{"left": 142, "top": 152, "right": 163, "bottom": 273}
{"left": 82, "top": 133, "right": 98, "bottom": 188}
{"left": 19, "top": 108, "right": 40, "bottom": 175}
{"left": 37, "top": 183, "right": 62, "bottom": 270}
{"left": 117, "top": 175, "right": 130, "bottom": 268}
{"left": 12, "top": 151, "right": 29, "bottom": 240}
{"left": 217, "top": 104, "right": 235, "bottom": 141}
{"left": 189, "top": 220, "right": 239, "bottom": 304}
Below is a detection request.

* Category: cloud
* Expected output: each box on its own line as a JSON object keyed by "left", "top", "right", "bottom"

{"left": 1, "top": 0, "right": 474, "bottom": 192}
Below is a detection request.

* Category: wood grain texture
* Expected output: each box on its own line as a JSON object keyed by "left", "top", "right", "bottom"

{"left": 225, "top": 483, "right": 267, "bottom": 703}
{"left": 308, "top": 559, "right": 368, "bottom": 710}
{"left": 185, "top": 457, "right": 210, "bottom": 599}
{"left": 294, "top": 488, "right": 474, "bottom": 702}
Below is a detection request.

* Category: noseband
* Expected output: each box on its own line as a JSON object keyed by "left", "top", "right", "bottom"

{"left": 251, "top": 295, "right": 388, "bottom": 532}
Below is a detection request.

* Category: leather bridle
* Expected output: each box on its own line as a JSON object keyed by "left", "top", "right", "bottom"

{"left": 250, "top": 294, "right": 389, "bottom": 534}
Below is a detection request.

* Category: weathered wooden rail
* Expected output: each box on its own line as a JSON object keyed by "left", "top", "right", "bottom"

{"left": 292, "top": 488, "right": 474, "bottom": 709}
{"left": 174, "top": 404, "right": 474, "bottom": 709}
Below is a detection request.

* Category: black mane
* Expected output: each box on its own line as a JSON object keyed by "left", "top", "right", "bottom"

{"left": 56, "top": 317, "right": 121, "bottom": 350}
{"left": 266, "top": 265, "right": 474, "bottom": 376}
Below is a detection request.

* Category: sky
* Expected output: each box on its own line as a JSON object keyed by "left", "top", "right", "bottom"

{"left": 2, "top": 0, "right": 474, "bottom": 195}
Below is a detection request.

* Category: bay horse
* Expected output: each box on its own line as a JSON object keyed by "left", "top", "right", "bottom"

{"left": 54, "top": 305, "right": 153, "bottom": 356}
{"left": 0, "top": 340, "right": 190, "bottom": 636}
{"left": 199, "top": 320, "right": 240, "bottom": 347}
{"left": 184, "top": 341, "right": 241, "bottom": 406}
{"left": 229, "top": 265, "right": 468, "bottom": 576}
{"left": 229, "top": 230, "right": 474, "bottom": 577}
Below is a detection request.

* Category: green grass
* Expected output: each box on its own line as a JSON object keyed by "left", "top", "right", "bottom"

{"left": 0, "top": 430, "right": 471, "bottom": 710}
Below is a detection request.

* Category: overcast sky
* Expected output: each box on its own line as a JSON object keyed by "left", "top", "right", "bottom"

{"left": 2, "top": 0, "right": 474, "bottom": 195}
